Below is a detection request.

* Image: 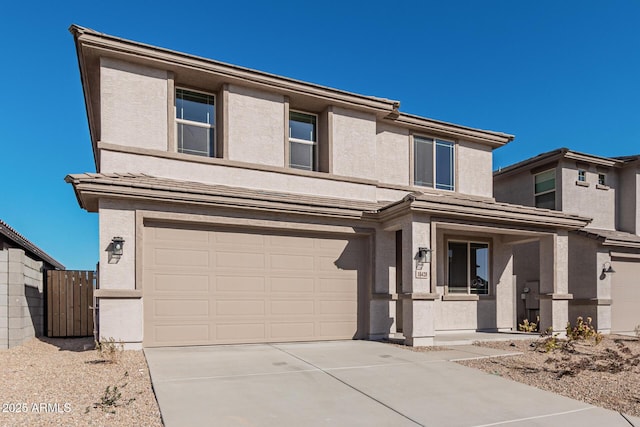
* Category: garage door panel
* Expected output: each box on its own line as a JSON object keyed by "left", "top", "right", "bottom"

{"left": 270, "top": 254, "right": 315, "bottom": 270}
{"left": 270, "top": 277, "right": 314, "bottom": 293}
{"left": 270, "top": 235, "right": 315, "bottom": 248}
{"left": 270, "top": 300, "right": 315, "bottom": 315}
{"left": 319, "top": 300, "right": 357, "bottom": 315}
{"left": 216, "top": 300, "right": 265, "bottom": 316}
{"left": 319, "top": 277, "right": 358, "bottom": 293}
{"left": 270, "top": 322, "right": 315, "bottom": 339}
{"left": 216, "top": 251, "right": 266, "bottom": 269}
{"left": 153, "top": 299, "right": 210, "bottom": 317}
{"left": 320, "top": 321, "right": 357, "bottom": 338}
{"left": 155, "top": 324, "right": 210, "bottom": 344}
{"left": 155, "top": 248, "right": 210, "bottom": 267}
{"left": 144, "top": 224, "right": 367, "bottom": 347}
{"left": 216, "top": 323, "right": 266, "bottom": 341}
{"left": 214, "top": 231, "right": 266, "bottom": 245}
{"left": 216, "top": 276, "right": 266, "bottom": 292}
{"left": 153, "top": 227, "right": 209, "bottom": 243}
{"left": 612, "top": 259, "right": 640, "bottom": 333}
{"left": 152, "top": 274, "right": 209, "bottom": 292}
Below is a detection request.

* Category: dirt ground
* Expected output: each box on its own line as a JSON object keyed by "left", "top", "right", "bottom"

{"left": 457, "top": 334, "right": 640, "bottom": 417}
{"left": 0, "top": 337, "right": 162, "bottom": 427}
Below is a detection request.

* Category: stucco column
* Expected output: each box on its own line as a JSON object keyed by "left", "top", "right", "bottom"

{"left": 401, "top": 215, "right": 437, "bottom": 346}
{"left": 494, "top": 240, "right": 514, "bottom": 331}
{"left": 369, "top": 229, "right": 397, "bottom": 339}
{"left": 595, "top": 251, "right": 612, "bottom": 333}
{"left": 538, "top": 231, "right": 571, "bottom": 333}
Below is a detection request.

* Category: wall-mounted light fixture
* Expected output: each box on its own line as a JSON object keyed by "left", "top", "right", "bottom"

{"left": 112, "top": 237, "right": 125, "bottom": 256}
{"left": 601, "top": 261, "right": 615, "bottom": 275}
{"left": 416, "top": 247, "right": 432, "bottom": 264}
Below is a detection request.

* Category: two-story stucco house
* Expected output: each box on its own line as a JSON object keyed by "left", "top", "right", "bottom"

{"left": 67, "top": 26, "right": 590, "bottom": 349}
{"left": 494, "top": 148, "right": 640, "bottom": 334}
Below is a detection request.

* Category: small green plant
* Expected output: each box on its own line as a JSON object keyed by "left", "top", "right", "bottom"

{"left": 95, "top": 337, "right": 124, "bottom": 364}
{"left": 543, "top": 335, "right": 560, "bottom": 352}
{"left": 566, "top": 316, "right": 603, "bottom": 345}
{"left": 88, "top": 372, "right": 136, "bottom": 414}
{"left": 518, "top": 316, "right": 539, "bottom": 333}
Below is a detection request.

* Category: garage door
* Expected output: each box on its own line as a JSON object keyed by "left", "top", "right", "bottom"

{"left": 611, "top": 258, "right": 640, "bottom": 333}
{"left": 143, "top": 223, "right": 368, "bottom": 347}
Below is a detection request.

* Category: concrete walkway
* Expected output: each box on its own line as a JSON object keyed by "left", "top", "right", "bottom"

{"left": 145, "top": 340, "right": 639, "bottom": 427}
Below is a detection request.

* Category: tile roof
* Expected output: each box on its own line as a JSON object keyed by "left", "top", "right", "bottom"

{"left": 66, "top": 173, "right": 591, "bottom": 230}
{"left": 576, "top": 227, "right": 640, "bottom": 248}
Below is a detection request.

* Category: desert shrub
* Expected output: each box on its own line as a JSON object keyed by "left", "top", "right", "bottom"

{"left": 566, "top": 317, "right": 602, "bottom": 345}
{"left": 518, "top": 316, "right": 539, "bottom": 333}
{"left": 95, "top": 337, "right": 124, "bottom": 363}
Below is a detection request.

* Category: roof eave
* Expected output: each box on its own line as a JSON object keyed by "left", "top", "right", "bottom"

{"left": 70, "top": 25, "right": 399, "bottom": 117}
{"left": 389, "top": 113, "right": 514, "bottom": 148}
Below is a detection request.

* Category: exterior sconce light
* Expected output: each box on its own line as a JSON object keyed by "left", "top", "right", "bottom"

{"left": 602, "top": 262, "right": 615, "bottom": 275}
{"left": 417, "top": 247, "right": 432, "bottom": 263}
{"left": 112, "top": 237, "right": 125, "bottom": 256}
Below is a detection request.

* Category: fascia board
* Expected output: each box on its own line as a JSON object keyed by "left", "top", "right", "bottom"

{"left": 389, "top": 114, "right": 514, "bottom": 148}
{"left": 69, "top": 180, "right": 370, "bottom": 220}
{"left": 74, "top": 33, "right": 398, "bottom": 116}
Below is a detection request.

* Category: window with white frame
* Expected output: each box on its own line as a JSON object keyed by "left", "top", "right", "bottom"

{"left": 578, "top": 169, "right": 586, "bottom": 182}
{"left": 598, "top": 173, "right": 606, "bottom": 186}
{"left": 447, "top": 241, "right": 490, "bottom": 295}
{"left": 289, "top": 111, "right": 317, "bottom": 171}
{"left": 534, "top": 169, "right": 556, "bottom": 209}
{"left": 176, "top": 88, "right": 215, "bottom": 157}
{"left": 414, "top": 136, "right": 455, "bottom": 190}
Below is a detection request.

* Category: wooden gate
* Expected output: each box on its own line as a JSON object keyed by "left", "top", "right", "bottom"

{"left": 46, "top": 270, "right": 95, "bottom": 337}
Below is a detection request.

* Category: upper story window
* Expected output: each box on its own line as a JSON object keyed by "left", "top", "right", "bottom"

{"left": 289, "top": 111, "right": 317, "bottom": 171}
{"left": 176, "top": 88, "right": 215, "bottom": 157}
{"left": 578, "top": 169, "right": 586, "bottom": 182}
{"left": 598, "top": 173, "right": 606, "bottom": 186}
{"left": 534, "top": 169, "right": 556, "bottom": 209}
{"left": 414, "top": 136, "right": 455, "bottom": 190}
{"left": 447, "top": 241, "right": 490, "bottom": 295}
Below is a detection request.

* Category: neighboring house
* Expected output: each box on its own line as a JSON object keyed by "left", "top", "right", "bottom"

{"left": 0, "top": 219, "right": 64, "bottom": 349}
{"left": 67, "top": 25, "right": 590, "bottom": 349}
{"left": 494, "top": 148, "right": 640, "bottom": 334}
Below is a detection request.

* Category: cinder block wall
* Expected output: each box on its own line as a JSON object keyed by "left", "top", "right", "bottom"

{"left": 0, "top": 248, "right": 44, "bottom": 349}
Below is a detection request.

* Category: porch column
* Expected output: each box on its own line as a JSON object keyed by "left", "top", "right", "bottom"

{"left": 539, "top": 231, "right": 571, "bottom": 333}
{"left": 594, "top": 250, "right": 612, "bottom": 334}
{"left": 401, "top": 215, "right": 437, "bottom": 346}
{"left": 494, "top": 240, "right": 515, "bottom": 331}
{"left": 369, "top": 229, "right": 397, "bottom": 340}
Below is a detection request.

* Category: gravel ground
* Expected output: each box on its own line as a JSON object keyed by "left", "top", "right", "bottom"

{"left": 0, "top": 337, "right": 162, "bottom": 427}
{"left": 456, "top": 335, "right": 640, "bottom": 417}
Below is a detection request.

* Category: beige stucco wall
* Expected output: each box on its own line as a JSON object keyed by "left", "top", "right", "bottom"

{"left": 560, "top": 161, "right": 616, "bottom": 230}
{"left": 227, "top": 84, "right": 285, "bottom": 167}
{"left": 331, "top": 107, "right": 377, "bottom": 181}
{"left": 618, "top": 165, "right": 639, "bottom": 234}
{"left": 567, "top": 234, "right": 598, "bottom": 300}
{"left": 100, "top": 150, "right": 380, "bottom": 202}
{"left": 457, "top": 141, "right": 493, "bottom": 198}
{"left": 494, "top": 169, "right": 536, "bottom": 207}
{"left": 375, "top": 123, "right": 409, "bottom": 186}
{"left": 98, "top": 199, "right": 136, "bottom": 290}
{"left": 100, "top": 58, "right": 168, "bottom": 151}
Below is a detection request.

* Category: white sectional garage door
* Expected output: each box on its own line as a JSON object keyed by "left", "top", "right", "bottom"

{"left": 611, "top": 259, "right": 640, "bottom": 333}
{"left": 142, "top": 223, "right": 367, "bottom": 347}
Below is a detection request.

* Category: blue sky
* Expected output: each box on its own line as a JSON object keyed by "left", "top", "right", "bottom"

{"left": 1, "top": 1, "right": 638, "bottom": 269}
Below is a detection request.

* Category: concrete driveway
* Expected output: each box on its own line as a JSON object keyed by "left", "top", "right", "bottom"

{"left": 145, "top": 340, "right": 639, "bottom": 427}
